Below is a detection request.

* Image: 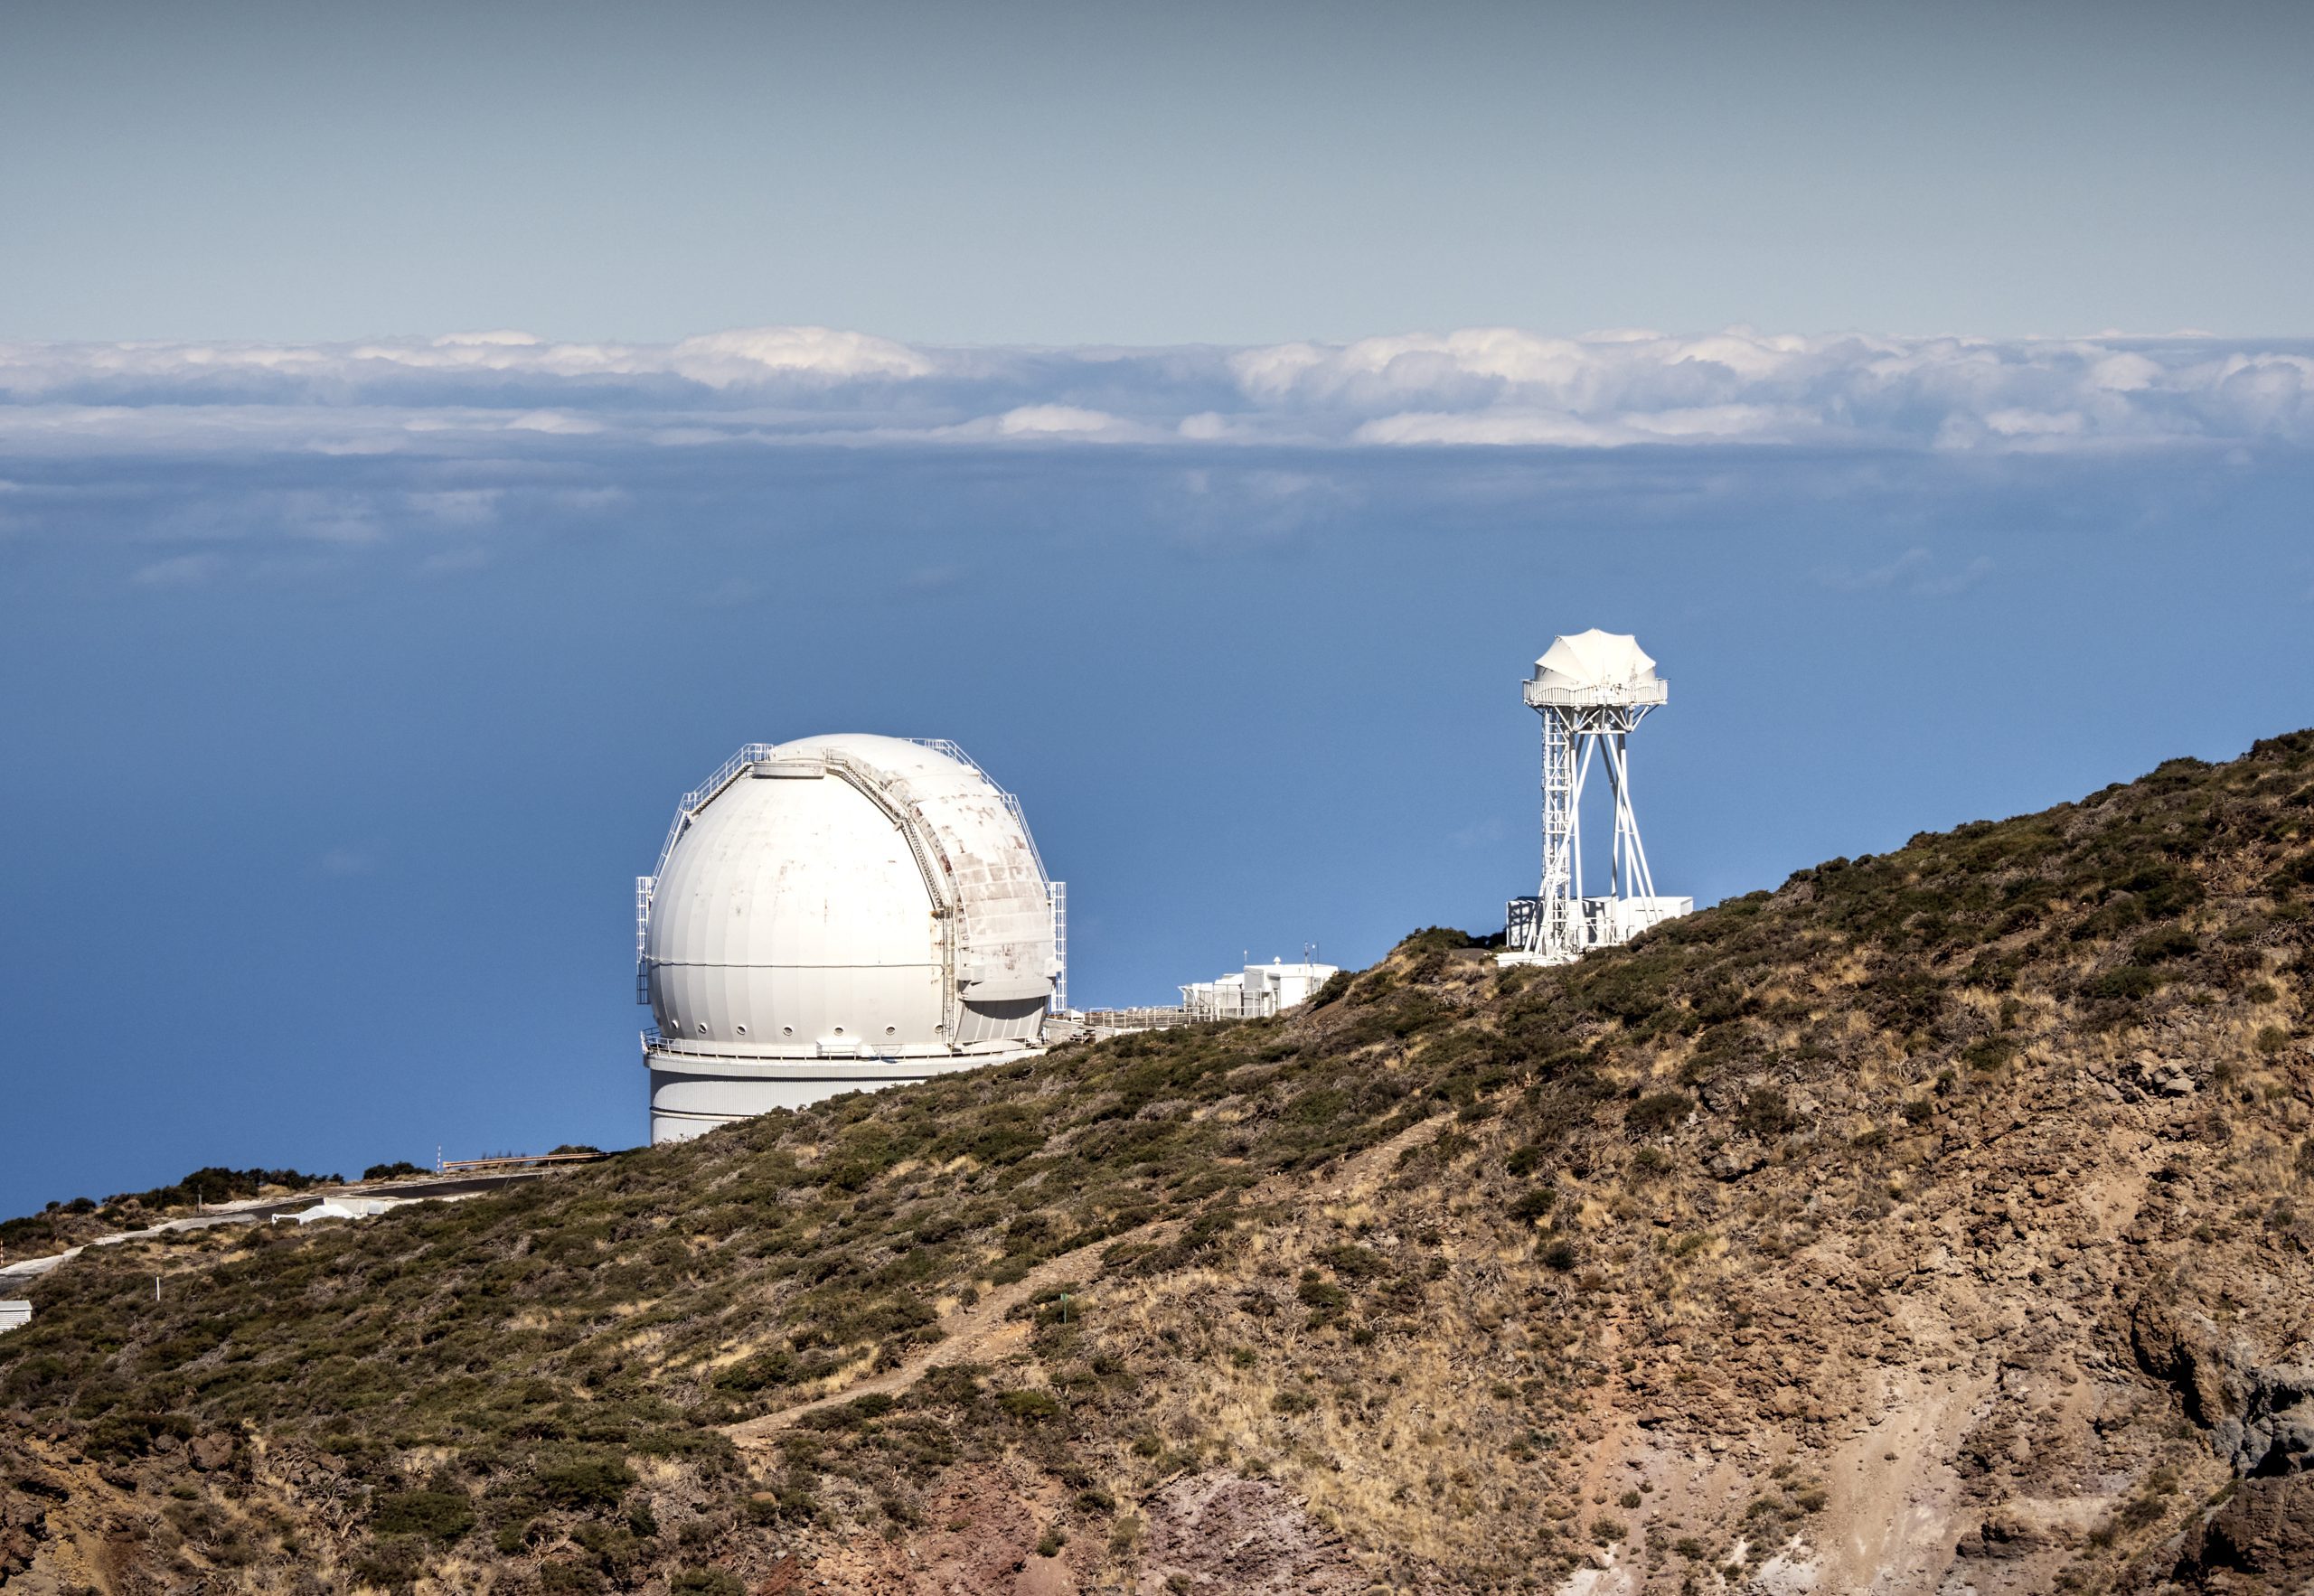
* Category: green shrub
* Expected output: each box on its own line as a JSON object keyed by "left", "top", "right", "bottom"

{"left": 1312, "top": 1244, "right": 1387, "bottom": 1280}
{"left": 0, "top": 1216, "right": 56, "bottom": 1248}
{"left": 960, "top": 1125, "right": 1046, "bottom": 1166}
{"left": 1739, "top": 1089, "right": 1795, "bottom": 1139}
{"left": 84, "top": 1412, "right": 195, "bottom": 1460}
{"left": 712, "top": 1349, "right": 805, "bottom": 1393}
{"left": 349, "top": 1544, "right": 423, "bottom": 1593}
{"left": 1962, "top": 1037, "right": 2018, "bottom": 1072}
{"left": 997, "top": 1389, "right": 1061, "bottom": 1421}
{"left": 1295, "top": 1275, "right": 1350, "bottom": 1314}
{"left": 670, "top": 1572, "right": 743, "bottom": 1596}
{"left": 534, "top": 1453, "right": 635, "bottom": 1511}
{"left": 2265, "top": 855, "right": 2314, "bottom": 897}
{"left": 2090, "top": 964, "right": 2161, "bottom": 1000}
{"left": 1626, "top": 1093, "right": 1694, "bottom": 1135}
{"left": 108, "top": 1166, "right": 338, "bottom": 1211}
{"left": 797, "top": 1393, "right": 897, "bottom": 1432}
{"left": 370, "top": 1489, "right": 475, "bottom": 1543}
{"left": 1396, "top": 926, "right": 1487, "bottom": 957}
{"left": 1510, "top": 1187, "right": 1557, "bottom": 1223}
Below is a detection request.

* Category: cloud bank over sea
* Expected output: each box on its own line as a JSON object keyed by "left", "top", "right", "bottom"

{"left": 4, "top": 325, "right": 2312, "bottom": 458}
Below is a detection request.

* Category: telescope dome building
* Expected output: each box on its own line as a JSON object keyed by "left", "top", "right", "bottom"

{"left": 636, "top": 735, "right": 1064, "bottom": 1143}
{"left": 1500, "top": 629, "right": 1690, "bottom": 966}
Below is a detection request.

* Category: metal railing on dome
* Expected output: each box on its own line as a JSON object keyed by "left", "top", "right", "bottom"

{"left": 906, "top": 737, "right": 1051, "bottom": 885}
{"left": 1049, "top": 880, "right": 1067, "bottom": 1011}
{"left": 1522, "top": 680, "right": 1670, "bottom": 709}
{"left": 635, "top": 742, "right": 789, "bottom": 1006}
{"left": 652, "top": 743, "right": 780, "bottom": 884}
{"left": 635, "top": 876, "right": 655, "bottom": 1002}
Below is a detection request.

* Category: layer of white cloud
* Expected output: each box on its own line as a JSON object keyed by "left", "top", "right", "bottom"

{"left": 667, "top": 326, "right": 935, "bottom": 385}
{"left": 0, "top": 325, "right": 2309, "bottom": 457}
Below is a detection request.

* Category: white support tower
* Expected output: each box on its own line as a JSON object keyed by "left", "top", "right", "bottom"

{"left": 1500, "top": 630, "right": 1692, "bottom": 966}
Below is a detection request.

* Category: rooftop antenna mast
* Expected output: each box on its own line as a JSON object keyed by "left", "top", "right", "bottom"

{"left": 1500, "top": 630, "right": 1691, "bottom": 966}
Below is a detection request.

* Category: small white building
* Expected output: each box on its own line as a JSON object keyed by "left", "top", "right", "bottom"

{"left": 1181, "top": 959, "right": 1340, "bottom": 1022}
{"left": 0, "top": 1300, "right": 31, "bottom": 1334}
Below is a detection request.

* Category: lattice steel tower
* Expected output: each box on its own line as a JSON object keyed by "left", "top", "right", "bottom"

{"left": 1500, "top": 631, "right": 1692, "bottom": 966}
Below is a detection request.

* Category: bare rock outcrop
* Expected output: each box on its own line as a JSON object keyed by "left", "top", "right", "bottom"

{"left": 2168, "top": 1473, "right": 2314, "bottom": 1591}
{"left": 1137, "top": 1473, "right": 1367, "bottom": 1596}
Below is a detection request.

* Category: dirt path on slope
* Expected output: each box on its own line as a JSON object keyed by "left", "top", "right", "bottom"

{"left": 724, "top": 1113, "right": 1447, "bottom": 1445}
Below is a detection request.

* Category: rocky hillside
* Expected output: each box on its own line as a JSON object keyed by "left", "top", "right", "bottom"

{"left": 6, "top": 732, "right": 2314, "bottom": 1596}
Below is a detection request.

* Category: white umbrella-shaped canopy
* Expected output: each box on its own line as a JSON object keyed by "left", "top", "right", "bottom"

{"left": 1532, "top": 630, "right": 1660, "bottom": 694}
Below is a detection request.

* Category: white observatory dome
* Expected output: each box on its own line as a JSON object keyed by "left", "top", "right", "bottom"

{"left": 1531, "top": 630, "right": 1660, "bottom": 697}
{"left": 637, "top": 735, "right": 1062, "bottom": 1143}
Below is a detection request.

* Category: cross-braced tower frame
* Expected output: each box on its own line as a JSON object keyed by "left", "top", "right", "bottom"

{"left": 1501, "top": 632, "right": 1691, "bottom": 966}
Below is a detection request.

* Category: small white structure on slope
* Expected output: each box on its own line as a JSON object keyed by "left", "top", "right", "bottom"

{"left": 1500, "top": 631, "right": 1691, "bottom": 966}
{"left": 0, "top": 1301, "right": 30, "bottom": 1335}
{"left": 636, "top": 736, "right": 1064, "bottom": 1142}
{"left": 1181, "top": 957, "right": 1340, "bottom": 1022}
{"left": 273, "top": 1197, "right": 401, "bottom": 1225}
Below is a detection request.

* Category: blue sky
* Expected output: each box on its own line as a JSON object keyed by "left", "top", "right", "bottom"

{"left": 4, "top": 0, "right": 2311, "bottom": 343}
{"left": 3, "top": 0, "right": 2313, "bottom": 1216}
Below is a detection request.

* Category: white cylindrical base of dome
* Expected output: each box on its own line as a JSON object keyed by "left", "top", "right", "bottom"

{"left": 644, "top": 1041, "right": 1039, "bottom": 1145}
